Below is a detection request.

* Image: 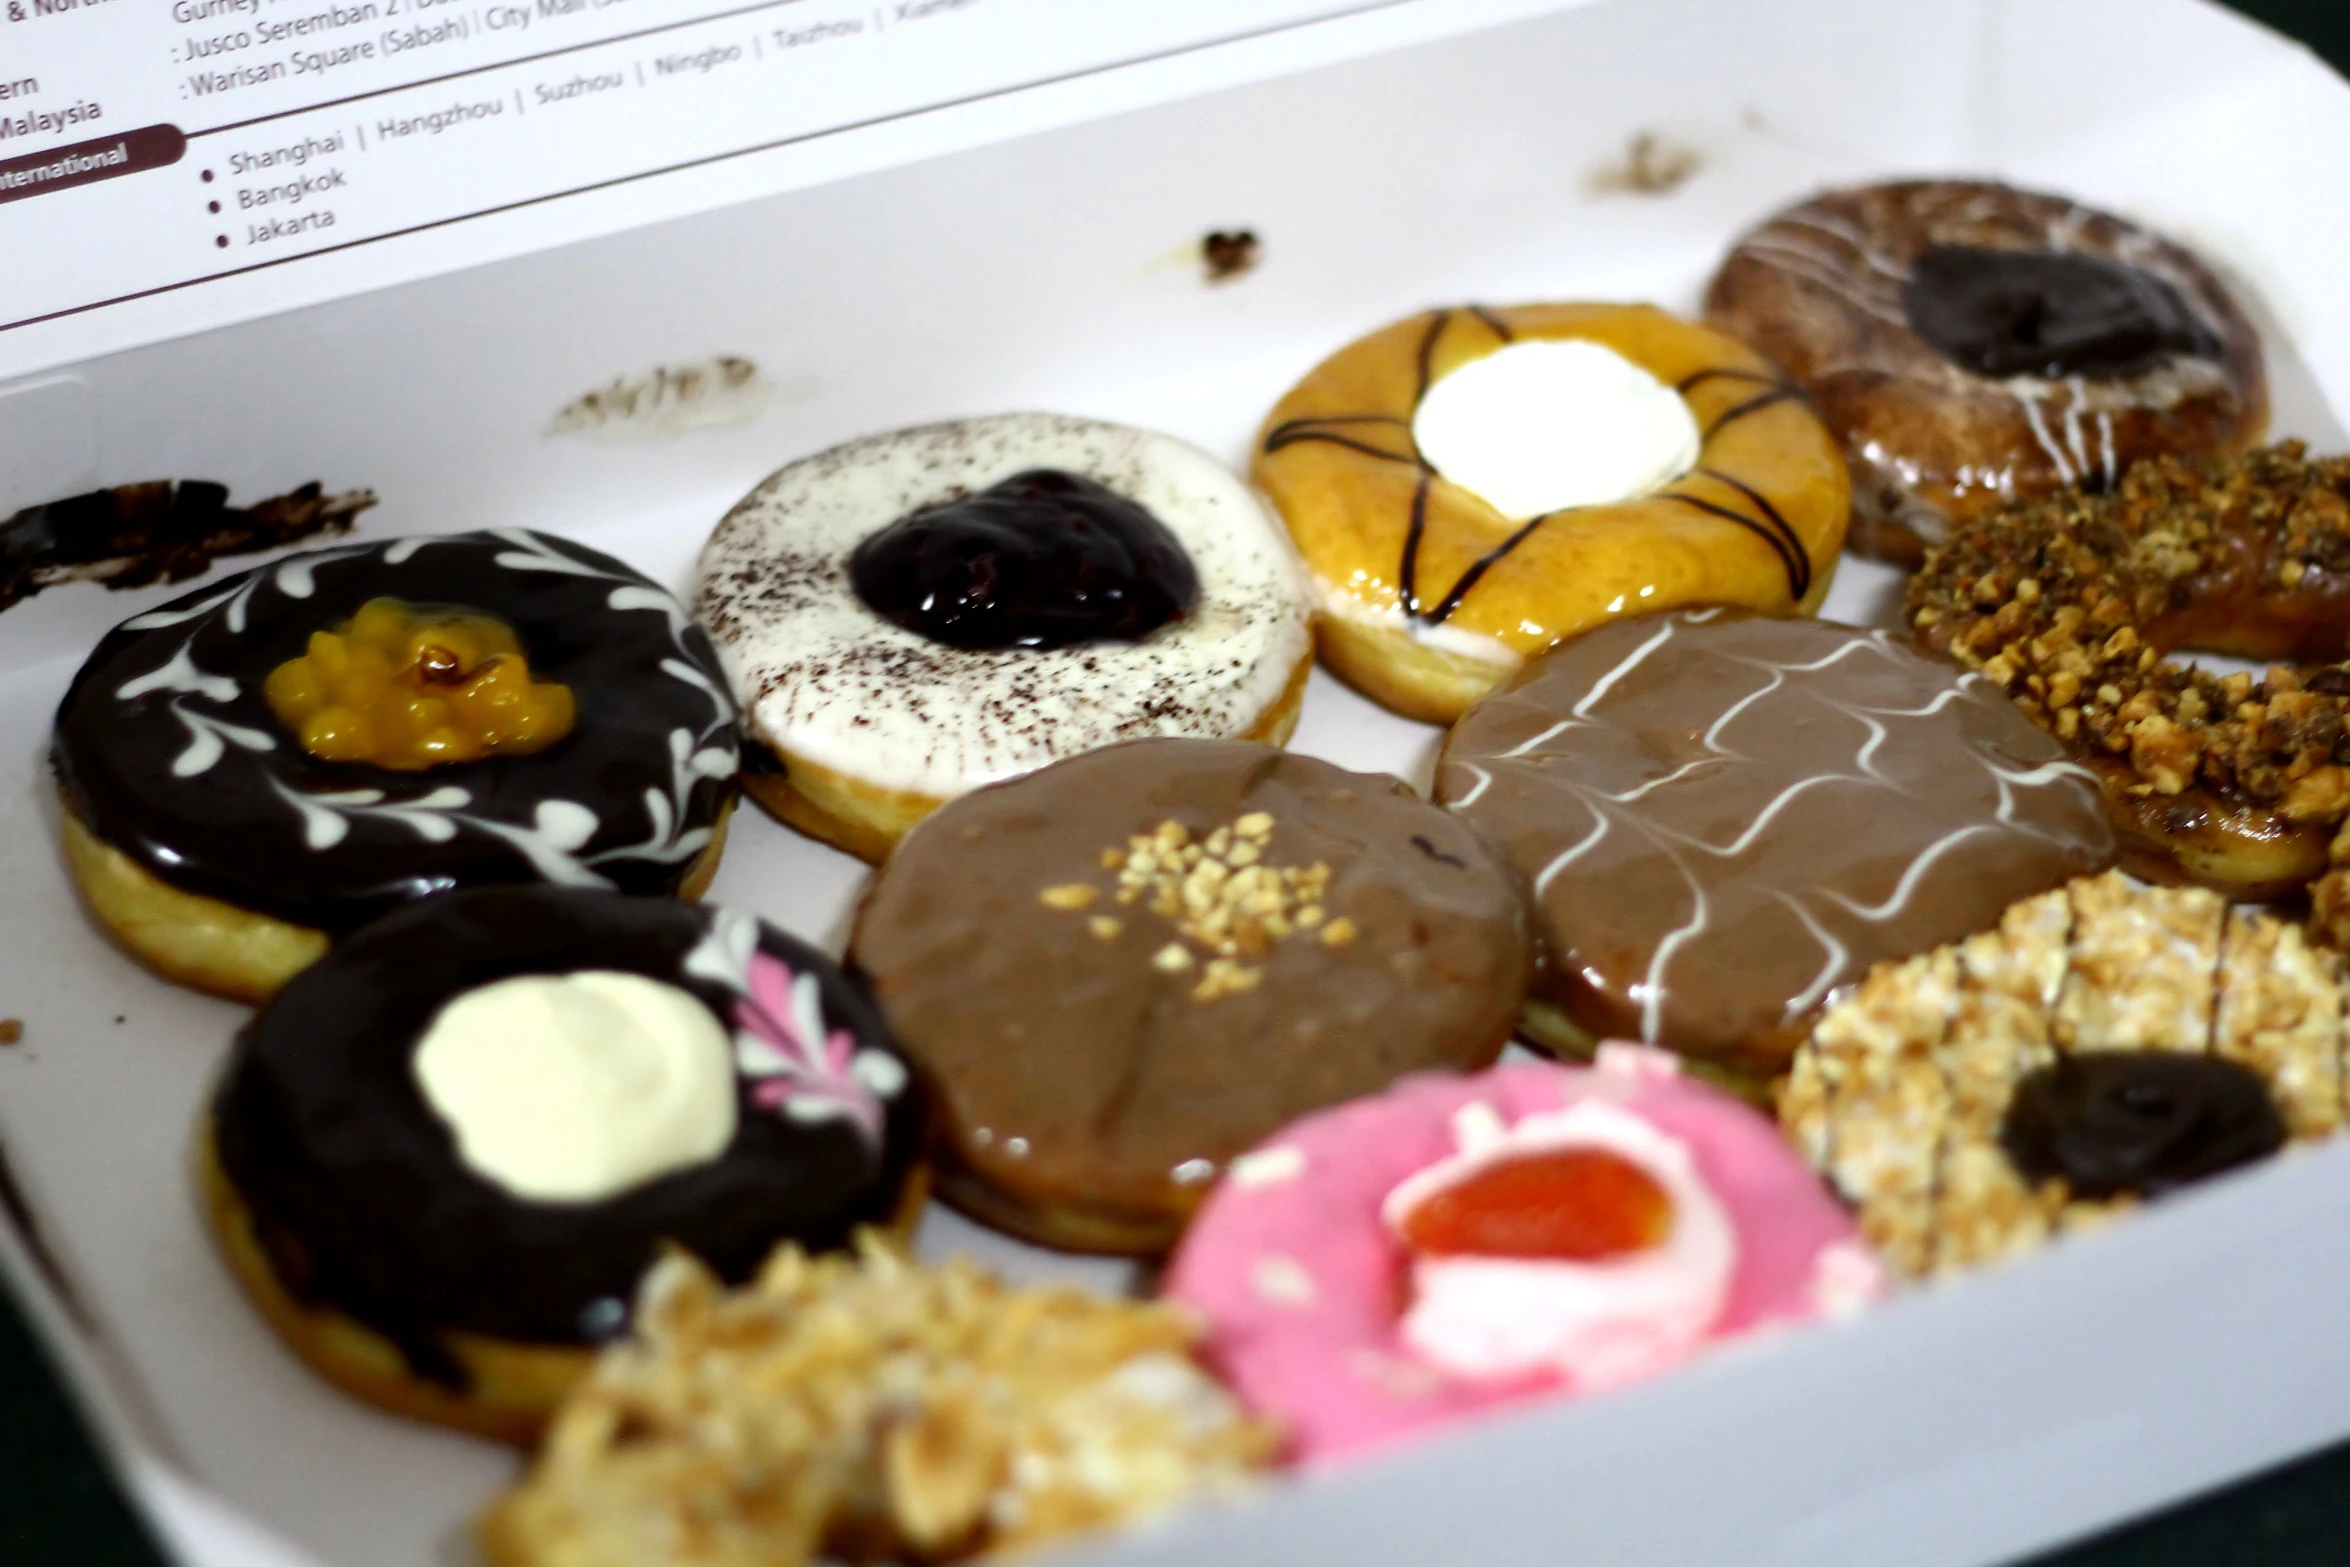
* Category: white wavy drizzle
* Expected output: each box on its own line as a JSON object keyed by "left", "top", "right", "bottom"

{"left": 1510, "top": 616, "right": 2101, "bottom": 1041}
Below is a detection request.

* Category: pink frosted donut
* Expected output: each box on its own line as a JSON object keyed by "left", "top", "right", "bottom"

{"left": 1162, "top": 1047, "right": 1882, "bottom": 1462}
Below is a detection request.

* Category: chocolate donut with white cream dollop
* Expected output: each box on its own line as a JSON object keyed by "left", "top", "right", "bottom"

{"left": 1437, "top": 610, "right": 2116, "bottom": 1089}
{"left": 204, "top": 885, "right": 920, "bottom": 1441}
{"left": 695, "top": 413, "right": 1314, "bottom": 863}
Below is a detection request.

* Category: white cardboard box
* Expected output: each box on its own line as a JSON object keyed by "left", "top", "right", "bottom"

{"left": 6, "top": 1, "right": 2350, "bottom": 1564}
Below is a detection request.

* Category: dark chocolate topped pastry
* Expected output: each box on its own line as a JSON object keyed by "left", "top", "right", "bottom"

{"left": 206, "top": 886, "right": 920, "bottom": 1440}
{"left": 848, "top": 737, "right": 1533, "bottom": 1256}
{"left": 52, "top": 530, "right": 738, "bottom": 999}
{"left": 1437, "top": 610, "right": 2115, "bottom": 1088}
{"left": 1705, "top": 180, "right": 2266, "bottom": 565}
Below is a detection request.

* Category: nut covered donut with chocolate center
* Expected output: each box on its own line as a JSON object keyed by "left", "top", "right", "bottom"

{"left": 206, "top": 886, "right": 921, "bottom": 1441}
{"left": 52, "top": 530, "right": 740, "bottom": 1001}
{"left": 1705, "top": 179, "right": 2267, "bottom": 565}
{"left": 1438, "top": 610, "right": 2115, "bottom": 1090}
{"left": 848, "top": 737, "right": 1534, "bottom": 1255}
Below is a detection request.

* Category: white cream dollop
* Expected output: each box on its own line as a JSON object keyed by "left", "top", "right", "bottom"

{"left": 1382, "top": 1098, "right": 1734, "bottom": 1387}
{"left": 412, "top": 970, "right": 738, "bottom": 1204}
{"left": 1412, "top": 339, "right": 1700, "bottom": 520}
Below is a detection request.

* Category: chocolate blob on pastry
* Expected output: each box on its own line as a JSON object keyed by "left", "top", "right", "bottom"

{"left": 1437, "top": 610, "right": 2115, "bottom": 1090}
{"left": 1782, "top": 872, "right": 2319, "bottom": 1279}
{"left": 1912, "top": 442, "right": 2350, "bottom": 901}
{"left": 205, "top": 886, "right": 921, "bottom": 1441}
{"left": 697, "top": 414, "right": 1313, "bottom": 864}
{"left": 52, "top": 530, "right": 740, "bottom": 1002}
{"left": 1705, "top": 179, "right": 2267, "bottom": 565}
{"left": 1253, "top": 302, "right": 1849, "bottom": 724}
{"left": 848, "top": 738, "right": 1534, "bottom": 1255}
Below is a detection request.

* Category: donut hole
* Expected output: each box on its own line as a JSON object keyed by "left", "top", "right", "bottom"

{"left": 1411, "top": 339, "right": 1700, "bottom": 520}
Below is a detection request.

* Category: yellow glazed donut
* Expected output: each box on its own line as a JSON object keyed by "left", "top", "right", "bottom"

{"left": 1253, "top": 303, "right": 1852, "bottom": 724}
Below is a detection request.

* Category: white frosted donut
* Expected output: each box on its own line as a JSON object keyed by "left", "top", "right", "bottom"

{"left": 695, "top": 413, "right": 1315, "bottom": 861}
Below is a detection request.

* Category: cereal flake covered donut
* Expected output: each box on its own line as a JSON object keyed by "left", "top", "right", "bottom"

{"left": 1909, "top": 442, "right": 2350, "bottom": 901}
{"left": 1706, "top": 179, "right": 2267, "bottom": 565}
{"left": 1782, "top": 872, "right": 2324, "bottom": 1280}
{"left": 1164, "top": 1051, "right": 1881, "bottom": 1462}
{"left": 1253, "top": 303, "right": 1850, "bottom": 724}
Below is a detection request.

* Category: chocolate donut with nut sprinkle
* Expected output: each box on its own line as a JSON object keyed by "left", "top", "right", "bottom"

{"left": 848, "top": 737, "right": 1534, "bottom": 1255}
{"left": 1909, "top": 442, "right": 2350, "bottom": 903}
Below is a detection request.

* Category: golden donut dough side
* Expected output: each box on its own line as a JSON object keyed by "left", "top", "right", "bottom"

{"left": 202, "top": 1122, "right": 927, "bottom": 1443}
{"left": 749, "top": 648, "right": 1313, "bottom": 865}
{"left": 61, "top": 807, "right": 330, "bottom": 1005}
{"left": 201, "top": 1129, "right": 587, "bottom": 1444}
{"left": 62, "top": 797, "right": 733, "bottom": 1002}
{"left": 1254, "top": 302, "right": 1850, "bottom": 725}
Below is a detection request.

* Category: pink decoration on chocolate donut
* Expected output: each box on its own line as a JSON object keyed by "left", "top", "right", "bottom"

{"left": 1162, "top": 1048, "right": 1882, "bottom": 1462}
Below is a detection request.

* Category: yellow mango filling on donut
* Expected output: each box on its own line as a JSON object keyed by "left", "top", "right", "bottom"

{"left": 265, "top": 597, "right": 576, "bottom": 770}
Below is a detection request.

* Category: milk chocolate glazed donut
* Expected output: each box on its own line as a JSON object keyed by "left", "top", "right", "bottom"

{"left": 1707, "top": 180, "right": 2267, "bottom": 566}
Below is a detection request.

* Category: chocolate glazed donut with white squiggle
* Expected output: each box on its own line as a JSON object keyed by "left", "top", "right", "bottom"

{"left": 1705, "top": 180, "right": 2267, "bottom": 566}
{"left": 52, "top": 530, "right": 739, "bottom": 1002}
{"left": 1437, "top": 610, "right": 2116, "bottom": 1093}
{"left": 204, "top": 886, "right": 921, "bottom": 1441}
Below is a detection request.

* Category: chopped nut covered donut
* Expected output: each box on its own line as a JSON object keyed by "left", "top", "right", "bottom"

{"left": 1908, "top": 443, "right": 2350, "bottom": 899}
{"left": 1782, "top": 872, "right": 2325, "bottom": 1279}
{"left": 482, "top": 1238, "right": 1275, "bottom": 1567}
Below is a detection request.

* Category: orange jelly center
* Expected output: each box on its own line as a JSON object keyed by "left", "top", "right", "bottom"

{"left": 1399, "top": 1147, "right": 1675, "bottom": 1261}
{"left": 264, "top": 597, "right": 576, "bottom": 771}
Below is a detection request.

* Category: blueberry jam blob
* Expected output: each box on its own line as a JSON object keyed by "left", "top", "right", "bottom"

{"left": 1999, "top": 1051, "right": 2284, "bottom": 1201}
{"left": 1904, "top": 246, "right": 2222, "bottom": 380}
{"left": 849, "top": 469, "right": 1199, "bottom": 651}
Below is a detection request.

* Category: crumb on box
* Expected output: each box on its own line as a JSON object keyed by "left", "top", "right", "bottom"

{"left": 0, "top": 1019, "right": 22, "bottom": 1046}
{"left": 1202, "top": 230, "right": 1260, "bottom": 284}
{"left": 1586, "top": 131, "right": 1701, "bottom": 197}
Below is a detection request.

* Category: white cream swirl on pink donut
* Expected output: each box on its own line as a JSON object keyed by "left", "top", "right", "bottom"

{"left": 1382, "top": 1098, "right": 1734, "bottom": 1388}
{"left": 1163, "top": 1048, "right": 1883, "bottom": 1463}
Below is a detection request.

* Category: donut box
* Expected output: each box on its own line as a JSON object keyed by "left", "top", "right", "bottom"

{"left": 4, "top": 0, "right": 2350, "bottom": 1564}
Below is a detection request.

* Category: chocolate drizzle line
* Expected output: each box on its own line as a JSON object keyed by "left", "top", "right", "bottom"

{"left": 0, "top": 480, "right": 374, "bottom": 616}
{"left": 1262, "top": 311, "right": 1815, "bottom": 624}
{"left": 211, "top": 886, "right": 922, "bottom": 1386}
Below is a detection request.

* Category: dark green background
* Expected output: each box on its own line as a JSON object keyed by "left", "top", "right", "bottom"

{"left": 6, "top": 1, "right": 2350, "bottom": 1563}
